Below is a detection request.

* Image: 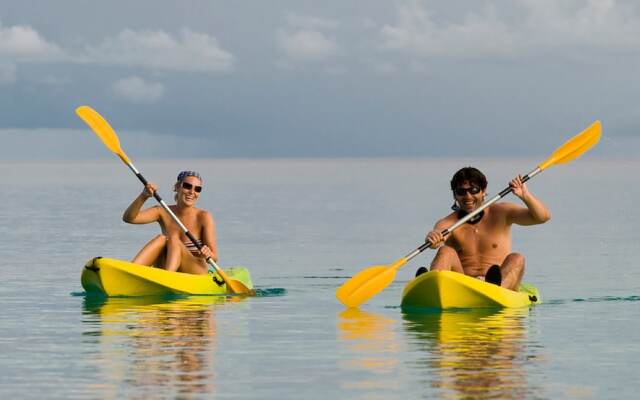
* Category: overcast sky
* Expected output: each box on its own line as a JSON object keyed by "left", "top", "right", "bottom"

{"left": 1, "top": 0, "right": 638, "bottom": 159}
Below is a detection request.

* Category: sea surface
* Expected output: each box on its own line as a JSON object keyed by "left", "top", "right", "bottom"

{"left": 1, "top": 157, "right": 639, "bottom": 399}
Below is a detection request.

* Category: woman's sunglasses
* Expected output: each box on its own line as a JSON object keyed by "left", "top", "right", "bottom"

{"left": 453, "top": 186, "right": 481, "bottom": 196}
{"left": 181, "top": 182, "right": 202, "bottom": 193}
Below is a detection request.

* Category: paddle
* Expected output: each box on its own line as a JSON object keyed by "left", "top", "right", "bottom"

{"left": 75, "top": 105, "right": 254, "bottom": 295}
{"left": 336, "top": 120, "right": 602, "bottom": 308}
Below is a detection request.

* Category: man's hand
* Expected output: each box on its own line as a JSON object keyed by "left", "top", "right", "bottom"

{"left": 509, "top": 175, "right": 529, "bottom": 200}
{"left": 426, "top": 230, "right": 445, "bottom": 249}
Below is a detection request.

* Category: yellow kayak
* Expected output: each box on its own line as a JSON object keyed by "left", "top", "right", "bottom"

{"left": 401, "top": 270, "right": 540, "bottom": 310}
{"left": 81, "top": 257, "right": 253, "bottom": 297}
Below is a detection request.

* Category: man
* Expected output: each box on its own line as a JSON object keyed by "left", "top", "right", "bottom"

{"left": 419, "top": 167, "right": 551, "bottom": 290}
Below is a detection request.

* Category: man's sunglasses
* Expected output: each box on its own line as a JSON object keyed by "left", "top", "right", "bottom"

{"left": 182, "top": 182, "right": 202, "bottom": 193}
{"left": 453, "top": 186, "right": 481, "bottom": 196}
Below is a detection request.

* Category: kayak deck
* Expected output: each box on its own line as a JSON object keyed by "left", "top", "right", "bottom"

{"left": 81, "top": 257, "right": 253, "bottom": 297}
{"left": 401, "top": 270, "right": 540, "bottom": 311}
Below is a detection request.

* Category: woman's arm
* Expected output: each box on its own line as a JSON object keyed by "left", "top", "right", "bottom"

{"left": 123, "top": 183, "right": 161, "bottom": 224}
{"left": 199, "top": 211, "right": 218, "bottom": 262}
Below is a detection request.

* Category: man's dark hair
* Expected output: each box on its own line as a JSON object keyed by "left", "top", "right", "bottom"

{"left": 450, "top": 167, "right": 487, "bottom": 191}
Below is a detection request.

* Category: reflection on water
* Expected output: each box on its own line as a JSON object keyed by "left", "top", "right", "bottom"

{"left": 403, "top": 308, "right": 542, "bottom": 399}
{"left": 81, "top": 296, "right": 239, "bottom": 398}
{"left": 337, "top": 308, "right": 401, "bottom": 392}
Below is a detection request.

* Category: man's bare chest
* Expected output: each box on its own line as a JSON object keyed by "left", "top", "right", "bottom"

{"left": 450, "top": 221, "right": 510, "bottom": 253}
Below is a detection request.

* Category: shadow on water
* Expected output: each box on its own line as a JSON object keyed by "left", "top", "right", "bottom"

{"left": 402, "top": 307, "right": 543, "bottom": 400}
{"left": 80, "top": 295, "right": 246, "bottom": 398}
{"left": 543, "top": 295, "right": 640, "bottom": 305}
{"left": 253, "top": 287, "right": 287, "bottom": 297}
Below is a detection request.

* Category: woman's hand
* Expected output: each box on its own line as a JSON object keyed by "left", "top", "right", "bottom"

{"left": 199, "top": 245, "right": 216, "bottom": 261}
{"left": 142, "top": 183, "right": 158, "bottom": 199}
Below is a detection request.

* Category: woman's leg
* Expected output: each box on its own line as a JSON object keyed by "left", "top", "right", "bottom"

{"left": 164, "top": 235, "right": 208, "bottom": 274}
{"left": 177, "top": 249, "right": 208, "bottom": 275}
{"left": 164, "top": 234, "right": 183, "bottom": 272}
{"left": 132, "top": 235, "right": 167, "bottom": 266}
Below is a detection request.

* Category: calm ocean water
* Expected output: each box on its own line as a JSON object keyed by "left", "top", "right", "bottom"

{"left": 1, "top": 157, "right": 639, "bottom": 399}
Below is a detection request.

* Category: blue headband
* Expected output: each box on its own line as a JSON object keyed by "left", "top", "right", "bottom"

{"left": 177, "top": 170, "right": 202, "bottom": 183}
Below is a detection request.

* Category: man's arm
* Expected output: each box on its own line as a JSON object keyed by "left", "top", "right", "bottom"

{"left": 425, "top": 214, "right": 457, "bottom": 248}
{"left": 506, "top": 175, "right": 551, "bottom": 226}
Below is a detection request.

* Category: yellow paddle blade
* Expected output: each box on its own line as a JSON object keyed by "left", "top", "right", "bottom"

{"left": 336, "top": 258, "right": 408, "bottom": 308}
{"left": 539, "top": 120, "right": 601, "bottom": 170}
{"left": 75, "top": 105, "right": 131, "bottom": 164}
{"left": 336, "top": 266, "right": 389, "bottom": 305}
{"left": 227, "top": 279, "right": 256, "bottom": 296}
{"left": 209, "top": 259, "right": 255, "bottom": 295}
{"left": 217, "top": 269, "right": 255, "bottom": 295}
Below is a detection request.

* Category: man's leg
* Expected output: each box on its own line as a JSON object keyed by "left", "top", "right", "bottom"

{"left": 430, "top": 246, "right": 464, "bottom": 273}
{"left": 499, "top": 252, "right": 525, "bottom": 290}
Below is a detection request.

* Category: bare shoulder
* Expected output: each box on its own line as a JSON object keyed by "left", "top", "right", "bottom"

{"left": 435, "top": 212, "right": 458, "bottom": 229}
{"left": 196, "top": 208, "right": 215, "bottom": 222}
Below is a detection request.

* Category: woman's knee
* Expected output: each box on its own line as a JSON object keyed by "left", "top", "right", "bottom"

{"left": 152, "top": 234, "right": 167, "bottom": 242}
{"left": 141, "top": 234, "right": 167, "bottom": 249}
{"left": 165, "top": 233, "right": 182, "bottom": 245}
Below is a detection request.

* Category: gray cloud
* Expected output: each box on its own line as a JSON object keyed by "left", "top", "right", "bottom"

{"left": 0, "top": 0, "right": 638, "bottom": 159}
{"left": 0, "top": 62, "right": 17, "bottom": 85}
{"left": 111, "top": 76, "right": 165, "bottom": 104}
{"left": 380, "top": 0, "right": 640, "bottom": 58}
{"left": 80, "top": 28, "right": 235, "bottom": 72}
{"left": 285, "top": 13, "right": 339, "bottom": 30}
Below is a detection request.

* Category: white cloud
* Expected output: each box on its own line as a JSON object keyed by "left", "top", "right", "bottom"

{"left": 518, "top": 0, "right": 640, "bottom": 49}
{"left": 0, "top": 21, "right": 64, "bottom": 61}
{"left": 83, "top": 28, "right": 234, "bottom": 72}
{"left": 0, "top": 22, "right": 234, "bottom": 73}
{"left": 277, "top": 29, "right": 338, "bottom": 62}
{"left": 381, "top": 3, "right": 516, "bottom": 58}
{"left": 381, "top": 0, "right": 640, "bottom": 59}
{"left": 111, "top": 76, "right": 165, "bottom": 104}
{"left": 0, "top": 63, "right": 17, "bottom": 85}
{"left": 276, "top": 12, "right": 340, "bottom": 65}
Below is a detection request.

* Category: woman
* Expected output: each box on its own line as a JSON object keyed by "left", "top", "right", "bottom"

{"left": 123, "top": 171, "right": 216, "bottom": 275}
